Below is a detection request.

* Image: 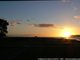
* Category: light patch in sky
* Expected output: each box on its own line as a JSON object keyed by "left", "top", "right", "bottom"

{"left": 9, "top": 20, "right": 22, "bottom": 26}
{"left": 61, "top": 0, "right": 71, "bottom": 3}
{"left": 73, "top": 16, "right": 80, "bottom": 20}
{"left": 73, "top": 7, "right": 78, "bottom": 11}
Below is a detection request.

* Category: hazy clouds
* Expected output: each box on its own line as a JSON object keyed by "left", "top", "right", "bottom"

{"left": 9, "top": 20, "right": 22, "bottom": 26}
{"left": 73, "top": 16, "right": 80, "bottom": 20}
{"left": 61, "top": 0, "right": 71, "bottom": 3}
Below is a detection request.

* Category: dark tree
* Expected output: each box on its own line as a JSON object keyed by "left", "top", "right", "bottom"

{"left": 0, "top": 19, "right": 9, "bottom": 38}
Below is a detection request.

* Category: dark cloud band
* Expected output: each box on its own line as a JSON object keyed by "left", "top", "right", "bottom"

{"left": 34, "top": 24, "right": 54, "bottom": 27}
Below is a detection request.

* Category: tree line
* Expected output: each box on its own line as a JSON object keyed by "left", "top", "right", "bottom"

{"left": 0, "top": 18, "right": 9, "bottom": 38}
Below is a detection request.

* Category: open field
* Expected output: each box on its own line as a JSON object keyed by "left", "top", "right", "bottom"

{"left": 0, "top": 37, "right": 80, "bottom": 60}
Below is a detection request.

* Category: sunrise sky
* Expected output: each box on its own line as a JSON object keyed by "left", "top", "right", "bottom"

{"left": 0, "top": 0, "right": 80, "bottom": 37}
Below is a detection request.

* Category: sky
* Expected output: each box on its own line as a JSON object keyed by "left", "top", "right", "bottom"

{"left": 0, "top": 0, "right": 80, "bottom": 37}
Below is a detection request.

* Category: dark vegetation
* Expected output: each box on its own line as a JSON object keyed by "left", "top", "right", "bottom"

{"left": 0, "top": 19, "right": 9, "bottom": 38}
{"left": 1, "top": 37, "right": 80, "bottom": 60}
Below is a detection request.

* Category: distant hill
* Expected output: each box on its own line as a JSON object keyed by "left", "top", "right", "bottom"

{"left": 70, "top": 35, "right": 80, "bottom": 37}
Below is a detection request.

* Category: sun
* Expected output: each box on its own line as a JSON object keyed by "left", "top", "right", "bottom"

{"left": 61, "top": 27, "right": 74, "bottom": 39}
{"left": 63, "top": 31, "right": 72, "bottom": 38}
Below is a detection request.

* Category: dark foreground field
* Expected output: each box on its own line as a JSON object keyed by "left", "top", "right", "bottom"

{"left": 0, "top": 37, "right": 80, "bottom": 60}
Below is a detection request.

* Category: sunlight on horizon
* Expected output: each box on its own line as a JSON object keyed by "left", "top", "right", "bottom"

{"left": 59, "top": 27, "right": 76, "bottom": 39}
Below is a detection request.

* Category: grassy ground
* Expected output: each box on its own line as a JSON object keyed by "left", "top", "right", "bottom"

{"left": 0, "top": 37, "right": 80, "bottom": 60}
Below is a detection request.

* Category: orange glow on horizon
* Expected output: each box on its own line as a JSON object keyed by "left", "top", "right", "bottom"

{"left": 60, "top": 27, "right": 76, "bottom": 38}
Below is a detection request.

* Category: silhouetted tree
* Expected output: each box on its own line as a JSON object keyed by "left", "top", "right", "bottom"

{"left": 0, "top": 19, "right": 9, "bottom": 38}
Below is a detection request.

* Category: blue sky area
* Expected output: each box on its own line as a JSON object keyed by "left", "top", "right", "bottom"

{"left": 0, "top": 0, "right": 80, "bottom": 37}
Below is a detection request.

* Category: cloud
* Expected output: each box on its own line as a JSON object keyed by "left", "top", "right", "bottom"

{"left": 9, "top": 20, "right": 22, "bottom": 26}
{"left": 33, "top": 24, "right": 54, "bottom": 27}
{"left": 73, "top": 7, "right": 78, "bottom": 11}
{"left": 73, "top": 16, "right": 80, "bottom": 20}
{"left": 61, "top": 0, "right": 71, "bottom": 3}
